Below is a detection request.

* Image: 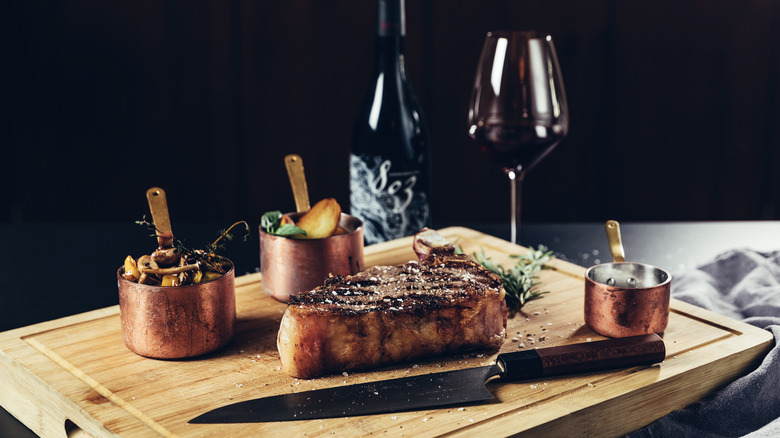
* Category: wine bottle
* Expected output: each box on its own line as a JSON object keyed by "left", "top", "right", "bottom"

{"left": 350, "top": 0, "right": 431, "bottom": 245}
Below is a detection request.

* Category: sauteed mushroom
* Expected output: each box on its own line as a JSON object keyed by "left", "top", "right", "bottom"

{"left": 137, "top": 255, "right": 159, "bottom": 273}
{"left": 151, "top": 246, "right": 180, "bottom": 267}
{"left": 121, "top": 218, "right": 249, "bottom": 286}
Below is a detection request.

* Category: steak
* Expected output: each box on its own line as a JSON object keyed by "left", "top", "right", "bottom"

{"left": 276, "top": 229, "right": 507, "bottom": 378}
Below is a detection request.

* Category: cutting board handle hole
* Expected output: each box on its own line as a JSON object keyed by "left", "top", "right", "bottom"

{"left": 64, "top": 419, "right": 91, "bottom": 438}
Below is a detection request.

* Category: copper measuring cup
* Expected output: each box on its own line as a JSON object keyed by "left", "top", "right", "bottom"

{"left": 117, "top": 188, "right": 236, "bottom": 359}
{"left": 584, "top": 220, "right": 671, "bottom": 338}
{"left": 117, "top": 264, "right": 236, "bottom": 359}
{"left": 260, "top": 154, "right": 364, "bottom": 302}
{"left": 260, "top": 212, "right": 363, "bottom": 302}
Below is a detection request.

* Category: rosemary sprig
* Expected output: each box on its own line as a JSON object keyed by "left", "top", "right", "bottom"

{"left": 469, "top": 245, "right": 554, "bottom": 311}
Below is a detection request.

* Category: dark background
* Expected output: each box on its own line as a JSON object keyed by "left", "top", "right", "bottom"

{"left": 3, "top": 2, "right": 780, "bottom": 434}
{"left": 4, "top": 0, "right": 780, "bottom": 227}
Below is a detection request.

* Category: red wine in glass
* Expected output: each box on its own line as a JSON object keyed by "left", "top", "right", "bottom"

{"left": 470, "top": 121, "right": 565, "bottom": 173}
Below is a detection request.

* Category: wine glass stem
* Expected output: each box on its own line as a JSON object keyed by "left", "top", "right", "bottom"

{"left": 507, "top": 168, "right": 525, "bottom": 244}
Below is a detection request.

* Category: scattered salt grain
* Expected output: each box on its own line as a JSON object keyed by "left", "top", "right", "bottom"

{"left": 586, "top": 338, "right": 592, "bottom": 342}
{"left": 342, "top": 372, "right": 349, "bottom": 377}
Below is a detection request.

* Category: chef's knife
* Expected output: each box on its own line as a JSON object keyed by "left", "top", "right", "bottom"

{"left": 189, "top": 333, "right": 665, "bottom": 423}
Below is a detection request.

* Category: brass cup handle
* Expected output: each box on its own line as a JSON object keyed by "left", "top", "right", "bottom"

{"left": 606, "top": 219, "right": 626, "bottom": 263}
{"left": 284, "top": 154, "right": 310, "bottom": 213}
{"left": 146, "top": 187, "right": 172, "bottom": 236}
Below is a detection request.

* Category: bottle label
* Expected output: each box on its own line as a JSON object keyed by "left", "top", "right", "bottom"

{"left": 350, "top": 154, "right": 429, "bottom": 244}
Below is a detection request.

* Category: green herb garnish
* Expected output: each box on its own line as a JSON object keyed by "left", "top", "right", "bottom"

{"left": 135, "top": 216, "right": 250, "bottom": 275}
{"left": 261, "top": 211, "right": 307, "bottom": 237}
{"left": 467, "top": 245, "right": 554, "bottom": 311}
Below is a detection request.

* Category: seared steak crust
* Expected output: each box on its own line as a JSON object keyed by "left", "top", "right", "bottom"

{"left": 277, "top": 254, "right": 507, "bottom": 378}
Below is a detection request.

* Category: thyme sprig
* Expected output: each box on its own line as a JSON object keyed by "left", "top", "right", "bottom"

{"left": 206, "top": 221, "right": 252, "bottom": 254}
{"left": 468, "top": 245, "right": 554, "bottom": 311}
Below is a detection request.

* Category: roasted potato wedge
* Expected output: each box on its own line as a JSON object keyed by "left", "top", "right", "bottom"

{"left": 123, "top": 255, "right": 141, "bottom": 280}
{"left": 295, "top": 198, "right": 341, "bottom": 239}
{"left": 161, "top": 274, "right": 180, "bottom": 287}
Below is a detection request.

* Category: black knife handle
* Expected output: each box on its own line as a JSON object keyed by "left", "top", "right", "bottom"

{"left": 496, "top": 333, "right": 666, "bottom": 381}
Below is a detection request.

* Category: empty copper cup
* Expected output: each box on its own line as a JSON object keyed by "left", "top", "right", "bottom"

{"left": 117, "top": 264, "right": 236, "bottom": 359}
{"left": 260, "top": 213, "right": 364, "bottom": 302}
{"left": 584, "top": 262, "right": 671, "bottom": 338}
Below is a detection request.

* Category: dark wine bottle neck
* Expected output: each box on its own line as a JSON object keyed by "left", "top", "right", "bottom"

{"left": 377, "top": 0, "right": 405, "bottom": 37}
{"left": 375, "top": 0, "right": 407, "bottom": 77}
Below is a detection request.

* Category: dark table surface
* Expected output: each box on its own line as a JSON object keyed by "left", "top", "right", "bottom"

{"left": 2, "top": 220, "right": 780, "bottom": 436}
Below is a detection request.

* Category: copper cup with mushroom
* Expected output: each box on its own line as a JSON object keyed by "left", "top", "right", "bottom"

{"left": 116, "top": 188, "right": 240, "bottom": 359}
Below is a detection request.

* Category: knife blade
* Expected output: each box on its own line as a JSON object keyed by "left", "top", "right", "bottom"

{"left": 189, "top": 333, "right": 665, "bottom": 423}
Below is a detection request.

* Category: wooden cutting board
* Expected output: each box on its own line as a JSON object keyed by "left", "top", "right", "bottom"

{"left": 0, "top": 227, "right": 773, "bottom": 437}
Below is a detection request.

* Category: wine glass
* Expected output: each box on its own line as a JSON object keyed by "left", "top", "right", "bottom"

{"left": 467, "top": 31, "right": 568, "bottom": 244}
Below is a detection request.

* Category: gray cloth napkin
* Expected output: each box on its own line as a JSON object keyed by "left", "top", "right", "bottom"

{"left": 628, "top": 249, "right": 780, "bottom": 438}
